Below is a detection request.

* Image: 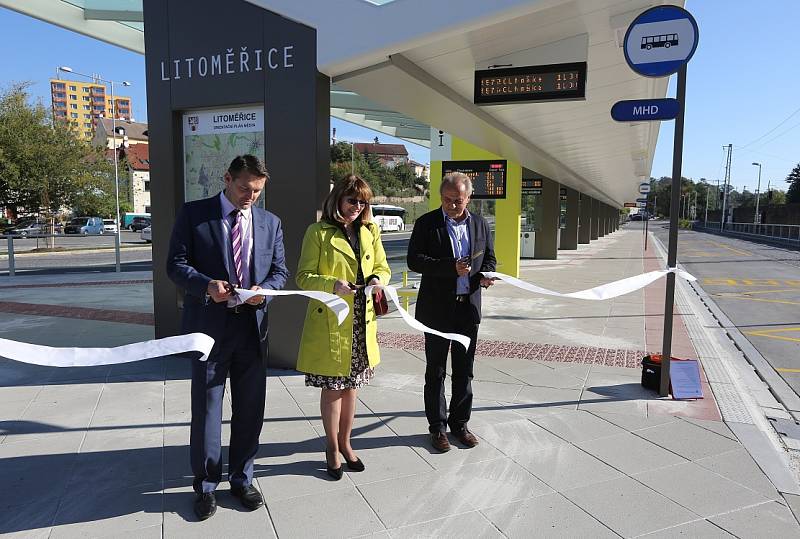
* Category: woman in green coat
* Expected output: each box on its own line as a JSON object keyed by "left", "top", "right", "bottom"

{"left": 296, "top": 175, "right": 391, "bottom": 479}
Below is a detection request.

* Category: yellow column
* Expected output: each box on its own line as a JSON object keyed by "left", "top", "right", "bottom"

{"left": 429, "top": 136, "right": 521, "bottom": 277}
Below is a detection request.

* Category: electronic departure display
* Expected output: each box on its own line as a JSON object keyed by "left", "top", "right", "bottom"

{"left": 522, "top": 178, "right": 543, "bottom": 190}
{"left": 474, "top": 62, "right": 587, "bottom": 105}
{"left": 442, "top": 160, "right": 507, "bottom": 199}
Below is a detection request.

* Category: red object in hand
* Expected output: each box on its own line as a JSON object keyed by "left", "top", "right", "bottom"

{"left": 373, "top": 289, "right": 389, "bottom": 316}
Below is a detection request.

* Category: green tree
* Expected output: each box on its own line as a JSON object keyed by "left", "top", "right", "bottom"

{"left": 0, "top": 82, "right": 114, "bottom": 219}
{"left": 391, "top": 162, "right": 417, "bottom": 192}
{"left": 71, "top": 174, "right": 132, "bottom": 218}
{"left": 330, "top": 141, "right": 354, "bottom": 163}
{"left": 786, "top": 163, "right": 800, "bottom": 204}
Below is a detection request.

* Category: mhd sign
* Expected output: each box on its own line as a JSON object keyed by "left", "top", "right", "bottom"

{"left": 611, "top": 98, "right": 679, "bottom": 122}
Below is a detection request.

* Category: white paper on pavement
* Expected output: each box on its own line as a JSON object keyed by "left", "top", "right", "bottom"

{"left": 481, "top": 268, "right": 696, "bottom": 301}
{"left": 0, "top": 333, "right": 215, "bottom": 368}
{"left": 234, "top": 288, "right": 349, "bottom": 325}
{"left": 364, "top": 285, "right": 472, "bottom": 350}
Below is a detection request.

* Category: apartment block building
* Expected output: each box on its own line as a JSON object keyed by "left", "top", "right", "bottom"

{"left": 50, "top": 78, "right": 132, "bottom": 140}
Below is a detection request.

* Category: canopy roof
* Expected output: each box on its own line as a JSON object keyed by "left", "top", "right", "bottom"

{"left": 1, "top": 0, "right": 679, "bottom": 205}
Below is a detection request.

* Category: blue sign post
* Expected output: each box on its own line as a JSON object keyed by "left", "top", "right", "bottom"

{"left": 623, "top": 5, "right": 699, "bottom": 78}
{"left": 611, "top": 98, "right": 679, "bottom": 122}
{"left": 622, "top": 5, "right": 699, "bottom": 397}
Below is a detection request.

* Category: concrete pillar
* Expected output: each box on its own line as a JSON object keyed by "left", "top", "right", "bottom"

{"left": 560, "top": 187, "right": 579, "bottom": 250}
{"left": 578, "top": 194, "right": 591, "bottom": 244}
{"left": 590, "top": 198, "right": 599, "bottom": 240}
{"left": 599, "top": 203, "right": 607, "bottom": 237}
{"left": 613, "top": 208, "right": 619, "bottom": 231}
{"left": 534, "top": 178, "right": 560, "bottom": 259}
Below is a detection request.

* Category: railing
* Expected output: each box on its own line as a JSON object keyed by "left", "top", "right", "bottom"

{"left": 2, "top": 233, "right": 132, "bottom": 277}
{"left": 694, "top": 221, "right": 800, "bottom": 248}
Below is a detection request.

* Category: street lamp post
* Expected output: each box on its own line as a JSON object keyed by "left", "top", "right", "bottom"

{"left": 58, "top": 66, "right": 130, "bottom": 273}
{"left": 752, "top": 162, "right": 762, "bottom": 225}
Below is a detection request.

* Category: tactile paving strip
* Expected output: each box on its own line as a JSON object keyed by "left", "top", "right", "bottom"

{"left": 677, "top": 277, "right": 754, "bottom": 424}
{"left": 378, "top": 332, "right": 644, "bottom": 368}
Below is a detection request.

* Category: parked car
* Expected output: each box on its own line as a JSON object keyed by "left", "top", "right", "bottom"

{"left": 102, "top": 219, "right": 118, "bottom": 234}
{"left": 4, "top": 218, "right": 43, "bottom": 237}
{"left": 629, "top": 213, "right": 643, "bottom": 221}
{"left": 64, "top": 216, "right": 104, "bottom": 235}
{"left": 128, "top": 216, "right": 151, "bottom": 232}
{"left": 140, "top": 225, "right": 152, "bottom": 243}
{"left": 3, "top": 218, "right": 62, "bottom": 237}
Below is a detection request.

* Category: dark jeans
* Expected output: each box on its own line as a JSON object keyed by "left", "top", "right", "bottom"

{"left": 191, "top": 311, "right": 266, "bottom": 494}
{"left": 423, "top": 302, "right": 479, "bottom": 434}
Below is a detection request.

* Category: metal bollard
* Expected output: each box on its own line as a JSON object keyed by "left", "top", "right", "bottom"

{"left": 7, "top": 236, "right": 15, "bottom": 277}
{"left": 402, "top": 270, "right": 409, "bottom": 311}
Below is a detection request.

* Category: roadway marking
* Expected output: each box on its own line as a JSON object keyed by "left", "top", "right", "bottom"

{"left": 776, "top": 368, "right": 800, "bottom": 373}
{"left": 715, "top": 295, "right": 800, "bottom": 306}
{"left": 706, "top": 241, "right": 753, "bottom": 257}
{"left": 702, "top": 278, "right": 800, "bottom": 287}
{"left": 682, "top": 251, "right": 722, "bottom": 258}
{"left": 745, "top": 327, "right": 800, "bottom": 343}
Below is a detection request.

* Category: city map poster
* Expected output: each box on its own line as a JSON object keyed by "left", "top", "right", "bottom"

{"left": 182, "top": 106, "right": 265, "bottom": 204}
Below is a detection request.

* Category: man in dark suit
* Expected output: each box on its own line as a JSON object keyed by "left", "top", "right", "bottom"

{"left": 167, "top": 155, "right": 289, "bottom": 520}
{"left": 407, "top": 172, "right": 496, "bottom": 452}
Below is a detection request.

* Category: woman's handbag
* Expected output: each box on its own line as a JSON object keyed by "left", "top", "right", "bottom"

{"left": 372, "top": 288, "right": 389, "bottom": 316}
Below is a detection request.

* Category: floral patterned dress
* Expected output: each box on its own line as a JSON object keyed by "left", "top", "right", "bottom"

{"left": 305, "top": 224, "right": 374, "bottom": 390}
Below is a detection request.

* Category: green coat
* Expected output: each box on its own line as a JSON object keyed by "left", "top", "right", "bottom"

{"left": 296, "top": 220, "right": 391, "bottom": 377}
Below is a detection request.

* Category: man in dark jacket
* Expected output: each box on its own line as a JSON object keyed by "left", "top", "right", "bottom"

{"left": 167, "top": 155, "right": 289, "bottom": 520}
{"left": 407, "top": 172, "right": 496, "bottom": 452}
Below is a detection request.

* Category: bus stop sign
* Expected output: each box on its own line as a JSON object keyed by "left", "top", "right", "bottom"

{"left": 623, "top": 5, "right": 699, "bottom": 78}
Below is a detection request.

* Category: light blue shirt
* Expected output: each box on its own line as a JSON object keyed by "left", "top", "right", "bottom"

{"left": 443, "top": 208, "right": 471, "bottom": 295}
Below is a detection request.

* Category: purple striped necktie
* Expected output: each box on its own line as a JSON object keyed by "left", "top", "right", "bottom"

{"left": 230, "top": 209, "right": 245, "bottom": 287}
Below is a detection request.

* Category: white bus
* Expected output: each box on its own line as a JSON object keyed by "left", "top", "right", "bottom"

{"left": 371, "top": 204, "right": 406, "bottom": 232}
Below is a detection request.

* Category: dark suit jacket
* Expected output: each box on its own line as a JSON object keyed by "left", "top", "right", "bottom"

{"left": 407, "top": 208, "right": 496, "bottom": 330}
{"left": 166, "top": 194, "right": 289, "bottom": 358}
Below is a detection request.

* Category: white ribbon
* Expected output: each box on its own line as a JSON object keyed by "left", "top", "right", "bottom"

{"left": 0, "top": 272, "right": 693, "bottom": 367}
{"left": 481, "top": 268, "right": 695, "bottom": 301}
{"left": 234, "top": 288, "right": 349, "bottom": 325}
{"left": 361, "top": 268, "right": 696, "bottom": 350}
{"left": 0, "top": 333, "right": 215, "bottom": 368}
{"left": 365, "top": 285, "right": 472, "bottom": 350}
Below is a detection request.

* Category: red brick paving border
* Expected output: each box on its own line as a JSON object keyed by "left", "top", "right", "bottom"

{"left": 0, "top": 279, "right": 152, "bottom": 290}
{"left": 378, "top": 332, "right": 645, "bottom": 368}
{"left": 0, "top": 301, "right": 154, "bottom": 326}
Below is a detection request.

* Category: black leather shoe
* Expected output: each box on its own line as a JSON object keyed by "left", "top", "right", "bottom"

{"left": 343, "top": 456, "right": 365, "bottom": 472}
{"left": 194, "top": 492, "right": 217, "bottom": 521}
{"left": 230, "top": 484, "right": 264, "bottom": 510}
{"left": 326, "top": 449, "right": 343, "bottom": 480}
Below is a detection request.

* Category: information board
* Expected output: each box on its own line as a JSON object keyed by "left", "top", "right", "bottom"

{"left": 182, "top": 105, "right": 265, "bottom": 203}
{"left": 474, "top": 62, "right": 587, "bottom": 105}
{"left": 442, "top": 160, "right": 507, "bottom": 199}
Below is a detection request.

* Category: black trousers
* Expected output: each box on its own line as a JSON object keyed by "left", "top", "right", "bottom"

{"left": 423, "top": 301, "right": 479, "bottom": 434}
{"left": 190, "top": 310, "right": 266, "bottom": 494}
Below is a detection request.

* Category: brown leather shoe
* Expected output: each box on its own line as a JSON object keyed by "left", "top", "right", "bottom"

{"left": 452, "top": 428, "right": 479, "bottom": 448}
{"left": 430, "top": 431, "right": 451, "bottom": 452}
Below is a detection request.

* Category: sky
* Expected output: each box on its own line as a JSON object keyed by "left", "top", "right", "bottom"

{"left": 1, "top": 2, "right": 798, "bottom": 192}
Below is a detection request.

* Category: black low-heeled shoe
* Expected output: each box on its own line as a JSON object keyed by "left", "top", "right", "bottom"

{"left": 325, "top": 450, "right": 343, "bottom": 480}
{"left": 344, "top": 456, "right": 365, "bottom": 472}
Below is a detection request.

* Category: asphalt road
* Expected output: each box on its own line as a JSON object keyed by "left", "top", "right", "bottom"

{"left": 647, "top": 221, "right": 800, "bottom": 396}
{"left": 1, "top": 229, "right": 416, "bottom": 281}
{"left": 1, "top": 230, "right": 146, "bottom": 253}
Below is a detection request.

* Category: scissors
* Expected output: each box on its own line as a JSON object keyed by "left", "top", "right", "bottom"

{"left": 224, "top": 281, "right": 240, "bottom": 298}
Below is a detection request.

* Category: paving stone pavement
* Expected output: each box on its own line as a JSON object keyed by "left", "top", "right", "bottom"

{"left": 0, "top": 228, "right": 798, "bottom": 537}
{"left": 1, "top": 347, "right": 797, "bottom": 538}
